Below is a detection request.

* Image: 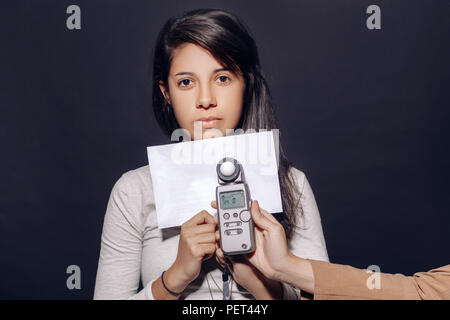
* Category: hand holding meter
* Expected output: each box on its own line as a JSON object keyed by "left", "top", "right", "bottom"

{"left": 216, "top": 157, "right": 255, "bottom": 255}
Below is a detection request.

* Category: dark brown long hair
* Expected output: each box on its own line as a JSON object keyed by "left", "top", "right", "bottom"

{"left": 150, "top": 8, "right": 301, "bottom": 239}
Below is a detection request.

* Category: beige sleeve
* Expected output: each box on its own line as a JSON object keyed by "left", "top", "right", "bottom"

{"left": 308, "top": 259, "right": 450, "bottom": 300}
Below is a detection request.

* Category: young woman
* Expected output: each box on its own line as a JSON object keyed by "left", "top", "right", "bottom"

{"left": 94, "top": 8, "right": 328, "bottom": 300}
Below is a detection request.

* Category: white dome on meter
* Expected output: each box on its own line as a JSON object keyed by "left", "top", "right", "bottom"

{"left": 220, "top": 161, "right": 236, "bottom": 177}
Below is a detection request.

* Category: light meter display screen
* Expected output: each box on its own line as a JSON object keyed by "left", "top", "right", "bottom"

{"left": 219, "top": 190, "right": 245, "bottom": 210}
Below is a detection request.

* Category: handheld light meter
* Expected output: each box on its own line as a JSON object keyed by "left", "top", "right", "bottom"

{"left": 216, "top": 157, "right": 255, "bottom": 255}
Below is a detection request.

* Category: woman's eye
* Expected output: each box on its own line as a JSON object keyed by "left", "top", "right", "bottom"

{"left": 216, "top": 75, "right": 231, "bottom": 84}
{"left": 178, "top": 79, "right": 193, "bottom": 87}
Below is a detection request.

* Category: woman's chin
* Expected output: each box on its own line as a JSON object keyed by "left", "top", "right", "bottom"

{"left": 202, "top": 128, "right": 224, "bottom": 139}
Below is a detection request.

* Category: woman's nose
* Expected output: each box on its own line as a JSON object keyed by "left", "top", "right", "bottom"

{"left": 197, "top": 84, "right": 217, "bottom": 109}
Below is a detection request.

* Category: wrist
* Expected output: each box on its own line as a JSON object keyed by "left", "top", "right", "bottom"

{"left": 262, "top": 278, "right": 283, "bottom": 300}
{"left": 273, "top": 253, "right": 297, "bottom": 282}
{"left": 240, "top": 268, "right": 283, "bottom": 300}
{"left": 273, "top": 254, "right": 315, "bottom": 294}
{"left": 165, "top": 263, "right": 191, "bottom": 293}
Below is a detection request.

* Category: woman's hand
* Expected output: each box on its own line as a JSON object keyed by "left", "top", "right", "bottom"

{"left": 165, "top": 210, "right": 217, "bottom": 293}
{"left": 246, "top": 200, "right": 293, "bottom": 281}
{"left": 211, "top": 201, "right": 283, "bottom": 299}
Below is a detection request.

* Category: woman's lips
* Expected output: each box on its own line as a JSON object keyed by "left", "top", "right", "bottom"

{"left": 196, "top": 118, "right": 222, "bottom": 129}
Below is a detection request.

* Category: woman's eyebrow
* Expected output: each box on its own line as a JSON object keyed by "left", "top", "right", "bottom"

{"left": 213, "top": 67, "right": 230, "bottom": 73}
{"left": 175, "top": 71, "right": 194, "bottom": 76}
{"left": 174, "top": 68, "right": 231, "bottom": 77}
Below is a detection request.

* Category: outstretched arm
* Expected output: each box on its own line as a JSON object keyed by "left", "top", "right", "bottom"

{"left": 249, "top": 200, "right": 450, "bottom": 300}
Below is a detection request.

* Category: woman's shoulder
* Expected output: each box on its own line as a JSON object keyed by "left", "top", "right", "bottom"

{"left": 108, "top": 165, "right": 155, "bottom": 225}
{"left": 112, "top": 164, "right": 154, "bottom": 198}
{"left": 103, "top": 165, "right": 156, "bottom": 237}
{"left": 288, "top": 165, "right": 307, "bottom": 191}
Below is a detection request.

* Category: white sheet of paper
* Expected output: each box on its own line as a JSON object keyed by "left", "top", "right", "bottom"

{"left": 146, "top": 130, "right": 283, "bottom": 228}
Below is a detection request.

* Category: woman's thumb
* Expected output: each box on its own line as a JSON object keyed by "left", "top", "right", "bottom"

{"left": 251, "top": 200, "right": 272, "bottom": 231}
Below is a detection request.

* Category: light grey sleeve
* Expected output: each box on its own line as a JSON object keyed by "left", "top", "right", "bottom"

{"left": 288, "top": 170, "right": 329, "bottom": 262}
{"left": 282, "top": 169, "right": 329, "bottom": 299}
{"left": 93, "top": 173, "right": 157, "bottom": 300}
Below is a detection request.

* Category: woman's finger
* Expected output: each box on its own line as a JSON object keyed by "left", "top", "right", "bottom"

{"left": 215, "top": 239, "right": 225, "bottom": 264}
{"left": 251, "top": 200, "right": 276, "bottom": 231}
{"left": 216, "top": 246, "right": 224, "bottom": 259}
{"left": 215, "top": 246, "right": 226, "bottom": 266}
{"left": 196, "top": 233, "right": 216, "bottom": 244}
{"left": 193, "top": 223, "right": 216, "bottom": 235}
{"left": 254, "top": 226, "right": 265, "bottom": 244}
{"left": 259, "top": 207, "right": 279, "bottom": 224}
{"left": 184, "top": 210, "right": 215, "bottom": 227}
{"left": 198, "top": 243, "right": 216, "bottom": 261}
{"left": 211, "top": 201, "right": 217, "bottom": 209}
{"left": 215, "top": 230, "right": 220, "bottom": 241}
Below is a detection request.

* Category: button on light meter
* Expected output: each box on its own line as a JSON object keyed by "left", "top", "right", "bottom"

{"left": 239, "top": 210, "right": 251, "bottom": 222}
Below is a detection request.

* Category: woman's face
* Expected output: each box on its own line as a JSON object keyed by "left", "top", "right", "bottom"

{"left": 159, "top": 43, "right": 245, "bottom": 140}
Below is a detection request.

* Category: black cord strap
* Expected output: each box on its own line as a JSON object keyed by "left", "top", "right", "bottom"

{"left": 161, "top": 270, "right": 184, "bottom": 296}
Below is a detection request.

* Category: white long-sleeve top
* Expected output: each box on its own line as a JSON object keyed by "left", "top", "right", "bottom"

{"left": 93, "top": 165, "right": 329, "bottom": 300}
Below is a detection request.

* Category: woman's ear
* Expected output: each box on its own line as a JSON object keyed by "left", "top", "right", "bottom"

{"left": 159, "top": 80, "right": 171, "bottom": 105}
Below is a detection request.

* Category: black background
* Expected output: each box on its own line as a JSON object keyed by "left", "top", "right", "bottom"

{"left": 1, "top": 0, "right": 449, "bottom": 299}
